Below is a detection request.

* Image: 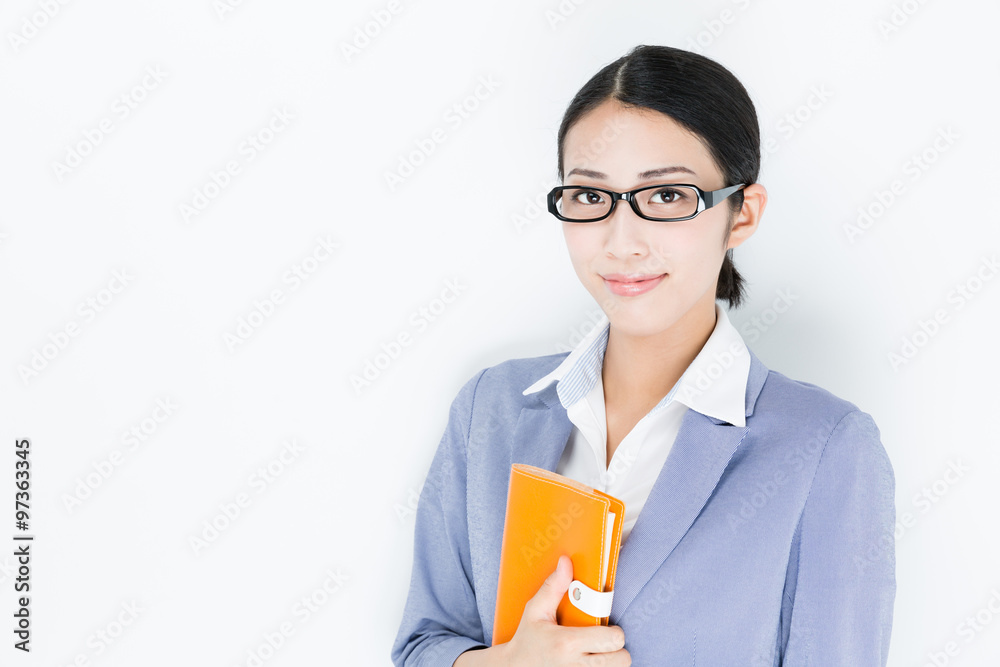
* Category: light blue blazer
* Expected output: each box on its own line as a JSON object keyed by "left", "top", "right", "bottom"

{"left": 391, "top": 346, "right": 896, "bottom": 666}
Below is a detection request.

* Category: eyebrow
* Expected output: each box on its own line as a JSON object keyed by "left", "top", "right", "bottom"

{"left": 566, "top": 165, "right": 698, "bottom": 180}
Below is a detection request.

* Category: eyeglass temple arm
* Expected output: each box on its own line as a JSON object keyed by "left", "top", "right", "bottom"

{"left": 703, "top": 183, "right": 747, "bottom": 209}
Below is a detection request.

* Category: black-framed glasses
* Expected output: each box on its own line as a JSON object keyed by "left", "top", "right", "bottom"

{"left": 547, "top": 182, "right": 747, "bottom": 222}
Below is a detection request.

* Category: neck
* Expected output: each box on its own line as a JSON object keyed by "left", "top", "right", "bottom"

{"left": 602, "top": 295, "right": 718, "bottom": 409}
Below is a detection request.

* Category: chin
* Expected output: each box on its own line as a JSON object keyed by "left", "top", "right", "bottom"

{"left": 604, "top": 306, "right": 673, "bottom": 334}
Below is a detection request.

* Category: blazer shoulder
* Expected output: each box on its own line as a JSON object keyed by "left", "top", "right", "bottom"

{"left": 756, "top": 365, "right": 878, "bottom": 432}
{"left": 754, "top": 365, "right": 892, "bottom": 479}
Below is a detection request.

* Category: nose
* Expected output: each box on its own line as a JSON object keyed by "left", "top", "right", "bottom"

{"left": 603, "top": 195, "right": 648, "bottom": 257}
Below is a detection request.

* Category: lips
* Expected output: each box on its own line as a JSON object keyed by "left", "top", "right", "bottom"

{"left": 601, "top": 273, "right": 665, "bottom": 283}
{"left": 602, "top": 273, "right": 666, "bottom": 296}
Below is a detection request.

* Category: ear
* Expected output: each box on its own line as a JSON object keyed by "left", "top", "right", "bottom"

{"left": 725, "top": 183, "right": 767, "bottom": 250}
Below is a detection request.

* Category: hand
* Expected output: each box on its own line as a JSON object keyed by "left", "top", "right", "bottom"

{"left": 498, "top": 554, "right": 630, "bottom": 666}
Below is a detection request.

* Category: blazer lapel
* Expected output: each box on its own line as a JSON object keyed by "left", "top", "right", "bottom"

{"left": 496, "top": 349, "right": 769, "bottom": 626}
{"left": 609, "top": 348, "right": 769, "bottom": 621}
{"left": 508, "top": 381, "right": 575, "bottom": 471}
{"left": 608, "top": 412, "right": 749, "bottom": 620}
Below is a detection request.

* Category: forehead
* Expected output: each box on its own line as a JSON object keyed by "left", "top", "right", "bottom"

{"left": 563, "top": 99, "right": 720, "bottom": 185}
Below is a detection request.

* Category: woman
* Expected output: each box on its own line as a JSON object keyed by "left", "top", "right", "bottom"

{"left": 392, "top": 44, "right": 895, "bottom": 666}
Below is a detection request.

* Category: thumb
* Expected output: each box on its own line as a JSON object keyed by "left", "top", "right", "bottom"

{"left": 524, "top": 555, "right": 573, "bottom": 623}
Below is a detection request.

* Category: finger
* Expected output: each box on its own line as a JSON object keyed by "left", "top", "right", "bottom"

{"left": 554, "top": 624, "right": 627, "bottom": 655}
{"left": 584, "top": 648, "right": 631, "bottom": 667}
{"left": 523, "top": 554, "right": 573, "bottom": 622}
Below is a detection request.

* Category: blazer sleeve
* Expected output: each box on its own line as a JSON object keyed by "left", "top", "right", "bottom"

{"left": 391, "top": 368, "right": 491, "bottom": 667}
{"left": 780, "top": 409, "right": 896, "bottom": 666}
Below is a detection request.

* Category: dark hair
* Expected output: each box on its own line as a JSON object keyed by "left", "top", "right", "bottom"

{"left": 556, "top": 45, "right": 760, "bottom": 309}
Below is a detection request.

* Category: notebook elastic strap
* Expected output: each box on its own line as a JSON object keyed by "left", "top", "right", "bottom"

{"left": 567, "top": 580, "right": 614, "bottom": 618}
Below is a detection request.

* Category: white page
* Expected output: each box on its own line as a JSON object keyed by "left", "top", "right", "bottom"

{"left": 601, "top": 511, "right": 616, "bottom": 591}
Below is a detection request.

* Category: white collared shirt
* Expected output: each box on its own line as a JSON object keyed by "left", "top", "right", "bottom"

{"left": 522, "top": 302, "right": 751, "bottom": 544}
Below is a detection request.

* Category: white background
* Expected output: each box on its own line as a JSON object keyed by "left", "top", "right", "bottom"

{"left": 1, "top": 0, "right": 998, "bottom": 665}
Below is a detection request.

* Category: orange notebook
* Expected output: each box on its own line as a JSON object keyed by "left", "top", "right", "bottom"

{"left": 492, "top": 463, "right": 625, "bottom": 646}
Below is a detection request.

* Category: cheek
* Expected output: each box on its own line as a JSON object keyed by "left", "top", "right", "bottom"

{"left": 650, "top": 228, "right": 726, "bottom": 287}
{"left": 562, "top": 227, "right": 599, "bottom": 267}
{"left": 649, "top": 227, "right": 713, "bottom": 264}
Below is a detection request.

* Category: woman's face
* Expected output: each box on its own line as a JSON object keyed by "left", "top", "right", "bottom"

{"left": 560, "top": 98, "right": 750, "bottom": 339}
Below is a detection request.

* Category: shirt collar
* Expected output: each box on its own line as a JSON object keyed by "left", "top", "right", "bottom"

{"left": 522, "top": 303, "right": 751, "bottom": 427}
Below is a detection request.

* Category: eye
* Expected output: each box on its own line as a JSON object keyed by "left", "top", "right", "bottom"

{"left": 571, "top": 189, "right": 605, "bottom": 206}
{"left": 649, "top": 187, "right": 687, "bottom": 204}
